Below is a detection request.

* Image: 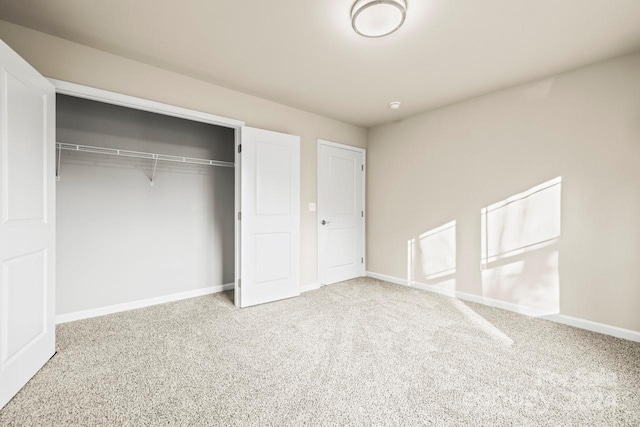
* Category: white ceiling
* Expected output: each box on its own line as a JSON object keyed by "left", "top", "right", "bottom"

{"left": 2, "top": 0, "right": 640, "bottom": 127}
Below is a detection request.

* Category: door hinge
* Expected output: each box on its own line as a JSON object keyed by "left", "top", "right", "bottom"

{"left": 238, "top": 279, "right": 241, "bottom": 288}
{"left": 361, "top": 164, "right": 364, "bottom": 171}
{"left": 361, "top": 211, "right": 364, "bottom": 218}
{"left": 238, "top": 144, "right": 242, "bottom": 154}
{"left": 237, "top": 212, "right": 241, "bottom": 220}
{"left": 361, "top": 257, "right": 364, "bottom": 264}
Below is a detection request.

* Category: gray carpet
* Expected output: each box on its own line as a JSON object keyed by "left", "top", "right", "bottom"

{"left": 1, "top": 277, "right": 639, "bottom": 426}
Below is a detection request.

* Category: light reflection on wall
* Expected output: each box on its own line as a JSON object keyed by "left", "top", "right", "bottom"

{"left": 408, "top": 221, "right": 457, "bottom": 289}
{"left": 481, "top": 177, "right": 561, "bottom": 314}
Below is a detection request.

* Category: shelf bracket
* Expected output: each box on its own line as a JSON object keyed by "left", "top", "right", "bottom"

{"left": 150, "top": 156, "right": 158, "bottom": 186}
{"left": 56, "top": 144, "right": 62, "bottom": 182}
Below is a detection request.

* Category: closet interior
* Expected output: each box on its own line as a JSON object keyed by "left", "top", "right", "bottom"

{"left": 55, "top": 94, "right": 236, "bottom": 317}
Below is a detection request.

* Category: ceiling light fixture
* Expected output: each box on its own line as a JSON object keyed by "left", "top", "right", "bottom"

{"left": 389, "top": 101, "right": 401, "bottom": 110}
{"left": 351, "top": 0, "right": 407, "bottom": 38}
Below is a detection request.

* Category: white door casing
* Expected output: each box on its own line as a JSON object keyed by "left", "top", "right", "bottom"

{"left": 47, "top": 79, "right": 245, "bottom": 313}
{"left": 318, "top": 140, "right": 365, "bottom": 286}
{"left": 0, "top": 41, "right": 56, "bottom": 408}
{"left": 239, "top": 127, "right": 300, "bottom": 307}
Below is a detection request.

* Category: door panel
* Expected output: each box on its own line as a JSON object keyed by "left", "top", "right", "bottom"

{"left": 255, "top": 232, "right": 290, "bottom": 283}
{"left": 329, "top": 156, "right": 356, "bottom": 215}
{"left": 256, "top": 142, "right": 291, "bottom": 215}
{"left": 318, "top": 142, "right": 364, "bottom": 285}
{"left": 329, "top": 227, "right": 357, "bottom": 268}
{"left": 0, "top": 40, "right": 55, "bottom": 409}
{"left": 239, "top": 127, "right": 300, "bottom": 307}
{"left": 3, "top": 250, "right": 46, "bottom": 362}
{"left": 4, "top": 71, "right": 46, "bottom": 222}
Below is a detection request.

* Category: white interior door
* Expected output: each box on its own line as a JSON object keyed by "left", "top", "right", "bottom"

{"left": 0, "top": 41, "right": 56, "bottom": 408}
{"left": 239, "top": 127, "right": 300, "bottom": 307}
{"left": 318, "top": 141, "right": 365, "bottom": 285}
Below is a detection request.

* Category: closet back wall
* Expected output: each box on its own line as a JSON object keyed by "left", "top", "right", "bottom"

{"left": 56, "top": 95, "right": 235, "bottom": 316}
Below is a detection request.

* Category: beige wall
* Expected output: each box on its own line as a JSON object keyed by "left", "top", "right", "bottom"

{"left": 0, "top": 20, "right": 367, "bottom": 288}
{"left": 367, "top": 52, "right": 640, "bottom": 332}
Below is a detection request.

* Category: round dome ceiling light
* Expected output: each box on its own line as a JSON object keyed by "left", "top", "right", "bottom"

{"left": 389, "top": 101, "right": 401, "bottom": 110}
{"left": 351, "top": 0, "right": 407, "bottom": 38}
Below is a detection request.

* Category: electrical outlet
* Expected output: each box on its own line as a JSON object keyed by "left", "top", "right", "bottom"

{"left": 445, "top": 256, "right": 453, "bottom": 267}
{"left": 309, "top": 202, "right": 316, "bottom": 212}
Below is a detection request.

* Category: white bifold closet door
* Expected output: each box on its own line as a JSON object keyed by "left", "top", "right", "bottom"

{"left": 239, "top": 127, "right": 300, "bottom": 307}
{"left": 0, "top": 41, "right": 56, "bottom": 409}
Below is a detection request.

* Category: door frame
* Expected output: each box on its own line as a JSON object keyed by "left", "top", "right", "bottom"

{"left": 48, "top": 79, "right": 246, "bottom": 308}
{"left": 316, "top": 139, "right": 366, "bottom": 286}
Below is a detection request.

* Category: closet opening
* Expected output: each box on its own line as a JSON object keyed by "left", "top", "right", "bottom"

{"left": 55, "top": 92, "right": 239, "bottom": 321}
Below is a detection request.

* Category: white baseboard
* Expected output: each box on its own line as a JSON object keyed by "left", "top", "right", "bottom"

{"left": 367, "top": 271, "right": 550, "bottom": 317}
{"left": 542, "top": 314, "right": 640, "bottom": 342}
{"left": 56, "top": 283, "right": 234, "bottom": 324}
{"left": 300, "top": 283, "right": 320, "bottom": 293}
{"left": 366, "top": 271, "right": 640, "bottom": 343}
{"left": 366, "top": 271, "right": 408, "bottom": 286}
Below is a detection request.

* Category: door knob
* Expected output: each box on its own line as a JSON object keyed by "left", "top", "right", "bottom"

{"left": 321, "top": 220, "right": 331, "bottom": 225}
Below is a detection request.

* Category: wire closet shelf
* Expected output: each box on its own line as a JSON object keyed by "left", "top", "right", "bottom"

{"left": 55, "top": 142, "right": 235, "bottom": 185}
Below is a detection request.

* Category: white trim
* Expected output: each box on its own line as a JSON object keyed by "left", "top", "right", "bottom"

{"left": 49, "top": 79, "right": 245, "bottom": 129}
{"left": 300, "top": 283, "right": 320, "bottom": 293}
{"left": 366, "top": 271, "right": 640, "bottom": 342}
{"left": 543, "top": 314, "right": 640, "bottom": 343}
{"left": 56, "top": 283, "right": 234, "bottom": 324}
{"left": 367, "top": 271, "right": 547, "bottom": 316}
{"left": 317, "top": 139, "right": 367, "bottom": 286}
{"left": 410, "top": 281, "right": 554, "bottom": 317}
{"left": 366, "top": 271, "right": 408, "bottom": 286}
{"left": 234, "top": 128, "right": 242, "bottom": 308}
{"left": 317, "top": 139, "right": 367, "bottom": 154}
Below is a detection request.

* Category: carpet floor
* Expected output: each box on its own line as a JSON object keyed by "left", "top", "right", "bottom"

{"left": 1, "top": 277, "right": 639, "bottom": 426}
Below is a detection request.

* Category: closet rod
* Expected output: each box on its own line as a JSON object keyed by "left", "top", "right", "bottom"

{"left": 56, "top": 142, "right": 235, "bottom": 168}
